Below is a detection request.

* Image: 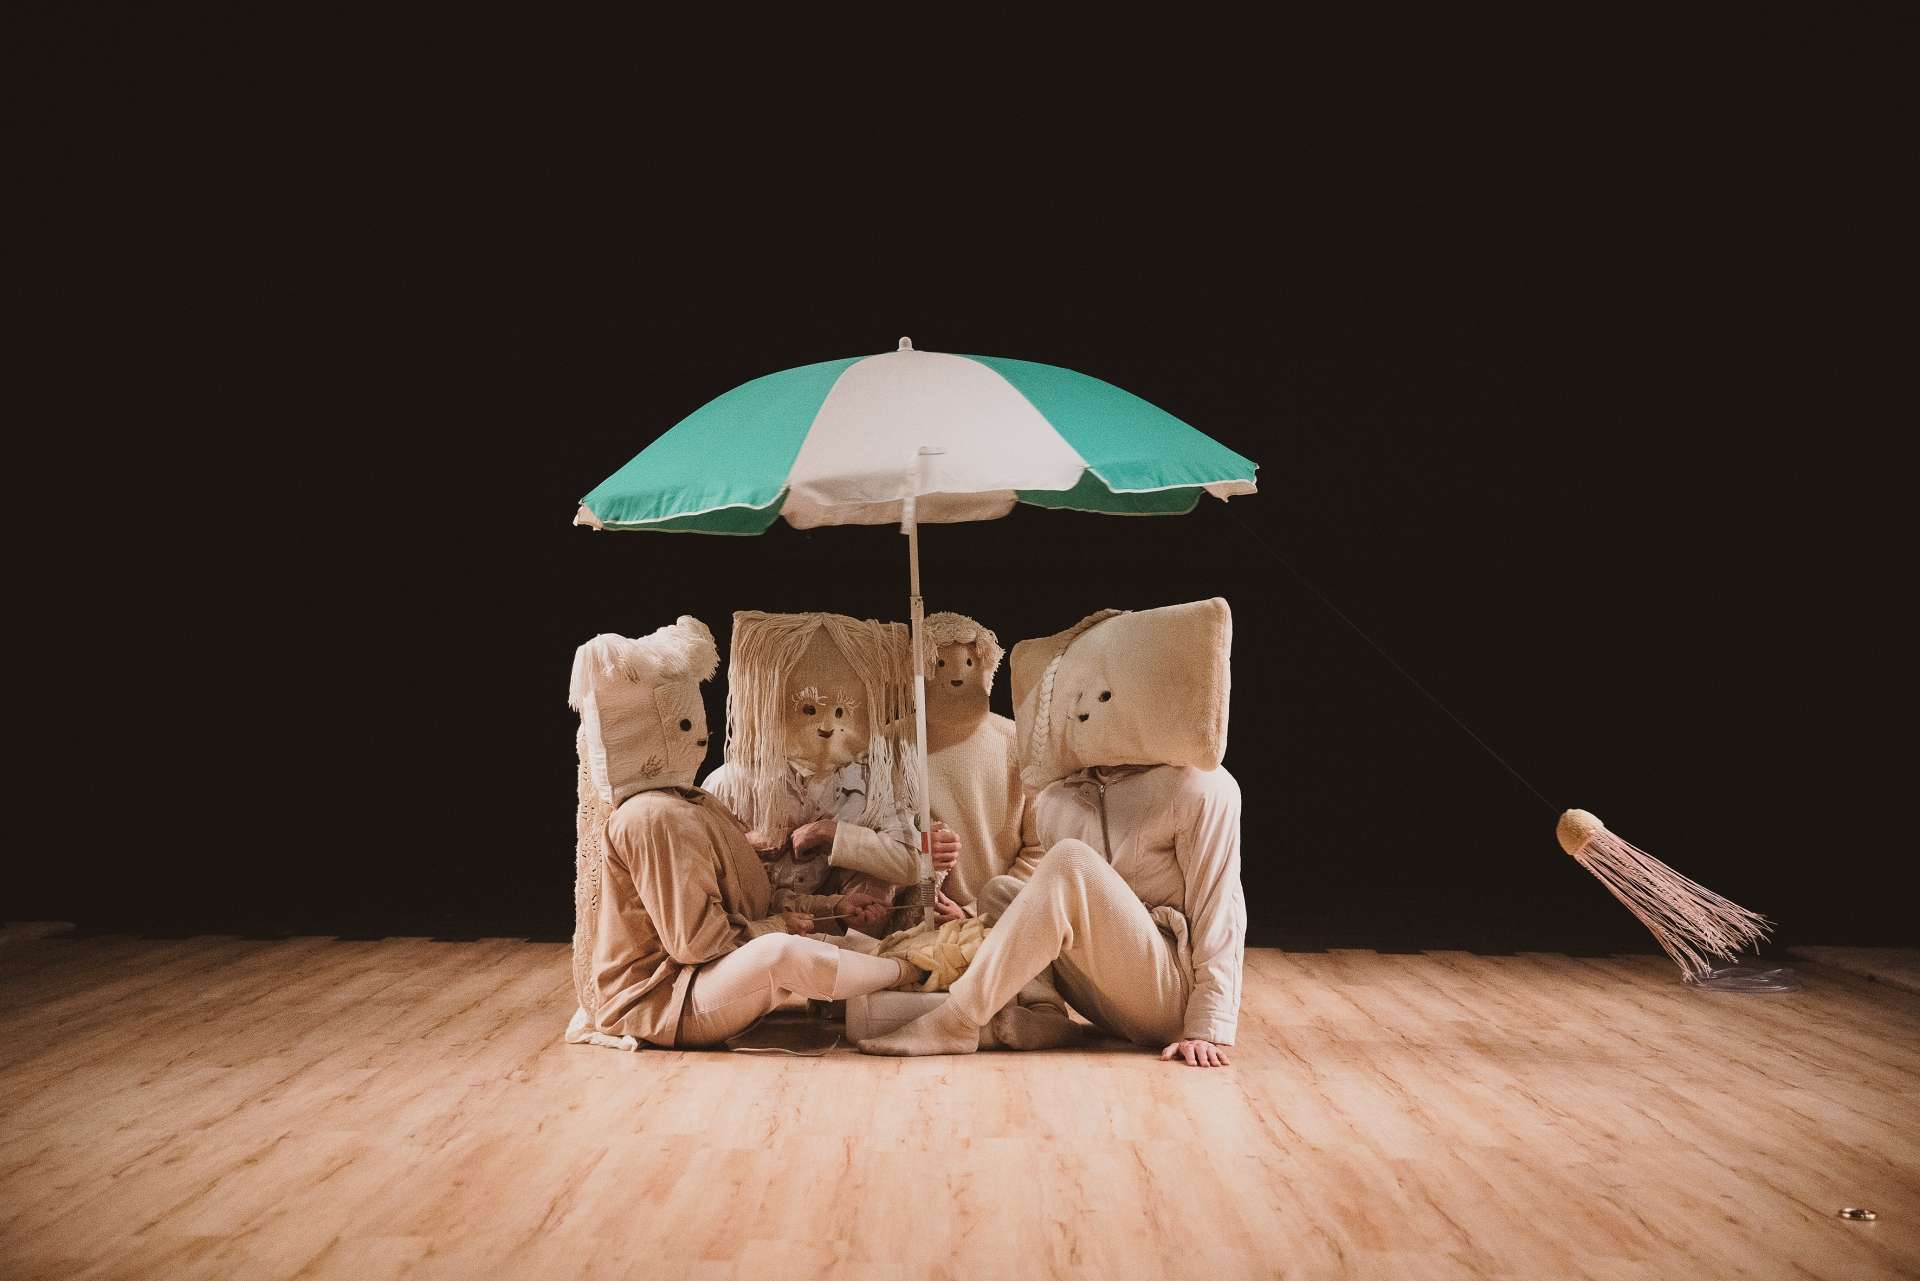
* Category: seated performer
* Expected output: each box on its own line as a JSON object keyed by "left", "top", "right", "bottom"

{"left": 564, "top": 616, "right": 914, "bottom": 1050}
{"left": 858, "top": 599, "right": 1246, "bottom": 1068}
{"left": 910, "top": 612, "right": 1040, "bottom": 917}
{"left": 904, "top": 611, "right": 1076, "bottom": 1048}
{"left": 702, "top": 610, "right": 958, "bottom": 936}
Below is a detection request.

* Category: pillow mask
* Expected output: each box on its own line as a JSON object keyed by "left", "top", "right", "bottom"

{"left": 1011, "top": 598, "right": 1232, "bottom": 789}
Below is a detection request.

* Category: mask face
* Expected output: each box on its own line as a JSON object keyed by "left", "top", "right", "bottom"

{"left": 650, "top": 680, "right": 711, "bottom": 790}
{"left": 930, "top": 641, "right": 986, "bottom": 702}
{"left": 782, "top": 631, "right": 871, "bottom": 774}
{"left": 1050, "top": 619, "right": 1185, "bottom": 768}
{"left": 588, "top": 680, "right": 710, "bottom": 799}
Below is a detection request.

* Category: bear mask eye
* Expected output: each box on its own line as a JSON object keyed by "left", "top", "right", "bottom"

{"left": 834, "top": 706, "right": 844, "bottom": 719}
{"left": 678, "top": 718, "right": 693, "bottom": 731}
{"left": 936, "top": 659, "right": 945, "bottom": 668}
{"left": 1099, "top": 690, "right": 1112, "bottom": 702}
{"left": 965, "top": 657, "right": 973, "bottom": 667}
{"left": 802, "top": 704, "right": 816, "bottom": 716}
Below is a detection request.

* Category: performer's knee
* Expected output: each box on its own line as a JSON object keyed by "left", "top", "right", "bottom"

{"left": 746, "top": 931, "right": 837, "bottom": 995}
{"left": 1035, "top": 839, "right": 1105, "bottom": 884}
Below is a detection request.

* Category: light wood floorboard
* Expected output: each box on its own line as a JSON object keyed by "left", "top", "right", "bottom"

{"left": 2, "top": 936, "right": 1915, "bottom": 1280}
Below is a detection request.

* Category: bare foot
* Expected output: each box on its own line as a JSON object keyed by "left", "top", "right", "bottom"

{"left": 855, "top": 1001, "right": 980, "bottom": 1056}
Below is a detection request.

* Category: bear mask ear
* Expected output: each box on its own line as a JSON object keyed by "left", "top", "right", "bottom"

{"left": 569, "top": 616, "right": 718, "bottom": 711}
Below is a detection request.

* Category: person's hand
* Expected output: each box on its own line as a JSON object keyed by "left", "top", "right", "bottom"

{"left": 838, "top": 891, "right": 890, "bottom": 934}
{"left": 933, "top": 889, "right": 965, "bottom": 924}
{"left": 780, "top": 910, "right": 815, "bottom": 935}
{"left": 1160, "top": 1039, "right": 1231, "bottom": 1068}
{"left": 928, "top": 821, "right": 960, "bottom": 873}
{"left": 792, "top": 819, "right": 838, "bottom": 856}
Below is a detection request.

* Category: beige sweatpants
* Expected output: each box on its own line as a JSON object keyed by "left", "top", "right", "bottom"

{"left": 677, "top": 933, "right": 904, "bottom": 1047}
{"left": 947, "top": 840, "right": 1190, "bottom": 1046}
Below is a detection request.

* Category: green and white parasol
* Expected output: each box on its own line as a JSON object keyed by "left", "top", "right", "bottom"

{"left": 577, "top": 337, "right": 1259, "bottom": 922}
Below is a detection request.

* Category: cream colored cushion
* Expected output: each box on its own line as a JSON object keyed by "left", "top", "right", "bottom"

{"left": 1011, "top": 598, "right": 1232, "bottom": 789}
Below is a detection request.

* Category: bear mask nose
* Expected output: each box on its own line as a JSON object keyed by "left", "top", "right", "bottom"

{"left": 695, "top": 739, "right": 707, "bottom": 747}
{"left": 949, "top": 679, "right": 963, "bottom": 687}
{"left": 816, "top": 728, "right": 833, "bottom": 738}
{"left": 1076, "top": 713, "right": 1089, "bottom": 722}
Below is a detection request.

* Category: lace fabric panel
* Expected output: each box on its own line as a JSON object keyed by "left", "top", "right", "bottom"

{"left": 572, "top": 728, "right": 611, "bottom": 1014}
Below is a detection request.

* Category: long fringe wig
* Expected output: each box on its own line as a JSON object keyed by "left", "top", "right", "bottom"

{"left": 723, "top": 610, "right": 917, "bottom": 845}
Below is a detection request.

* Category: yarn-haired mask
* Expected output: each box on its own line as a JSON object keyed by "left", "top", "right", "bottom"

{"left": 782, "top": 631, "right": 872, "bottom": 774}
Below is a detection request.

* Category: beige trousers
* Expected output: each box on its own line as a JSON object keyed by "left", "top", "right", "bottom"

{"left": 677, "top": 933, "right": 903, "bottom": 1047}
{"left": 948, "top": 840, "right": 1190, "bottom": 1046}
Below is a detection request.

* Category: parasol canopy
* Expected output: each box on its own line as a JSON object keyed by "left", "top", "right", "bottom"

{"left": 575, "top": 338, "right": 1258, "bottom": 533}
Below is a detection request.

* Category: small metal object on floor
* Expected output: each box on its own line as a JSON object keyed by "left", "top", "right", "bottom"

{"left": 1837, "top": 1207, "right": 1878, "bottom": 1221}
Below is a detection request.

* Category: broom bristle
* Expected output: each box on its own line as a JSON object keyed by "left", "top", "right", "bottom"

{"left": 1559, "top": 811, "right": 1771, "bottom": 981}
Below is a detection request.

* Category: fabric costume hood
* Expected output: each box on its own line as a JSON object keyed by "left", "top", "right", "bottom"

{"left": 569, "top": 616, "right": 721, "bottom": 801}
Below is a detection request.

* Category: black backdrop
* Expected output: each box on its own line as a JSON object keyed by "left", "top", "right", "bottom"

{"left": 13, "top": 24, "right": 1904, "bottom": 954}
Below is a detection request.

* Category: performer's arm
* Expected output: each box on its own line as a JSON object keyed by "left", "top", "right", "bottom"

{"left": 727, "top": 887, "right": 843, "bottom": 938}
{"left": 769, "top": 888, "right": 842, "bottom": 916}
{"left": 1007, "top": 786, "right": 1047, "bottom": 882}
{"left": 821, "top": 778, "right": 925, "bottom": 884}
{"left": 826, "top": 822, "right": 921, "bottom": 884}
{"left": 1171, "top": 770, "right": 1247, "bottom": 1047}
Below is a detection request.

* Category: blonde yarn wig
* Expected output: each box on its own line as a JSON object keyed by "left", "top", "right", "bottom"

{"left": 722, "top": 610, "right": 917, "bottom": 846}
{"left": 920, "top": 611, "right": 1005, "bottom": 694}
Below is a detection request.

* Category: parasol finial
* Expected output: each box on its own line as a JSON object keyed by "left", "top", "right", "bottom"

{"left": 898, "top": 336, "right": 913, "bottom": 351}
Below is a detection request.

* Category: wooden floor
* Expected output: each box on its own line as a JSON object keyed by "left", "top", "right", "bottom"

{"left": 3, "top": 933, "right": 1916, "bottom": 1281}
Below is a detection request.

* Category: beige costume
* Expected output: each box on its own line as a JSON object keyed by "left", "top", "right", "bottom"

{"left": 954, "top": 764, "right": 1245, "bottom": 1044}
{"left": 860, "top": 599, "right": 1246, "bottom": 1055}
{"left": 906, "top": 612, "right": 1042, "bottom": 909}
{"left": 565, "top": 617, "right": 907, "bottom": 1051}
{"left": 704, "top": 611, "right": 924, "bottom": 929}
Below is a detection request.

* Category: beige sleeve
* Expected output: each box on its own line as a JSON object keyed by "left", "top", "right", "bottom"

{"left": 1171, "top": 770, "right": 1247, "bottom": 1046}
{"left": 769, "top": 888, "right": 843, "bottom": 916}
{"left": 1006, "top": 787, "right": 1046, "bottom": 882}
{"left": 731, "top": 912, "right": 787, "bottom": 939}
{"left": 613, "top": 805, "right": 746, "bottom": 966}
{"left": 828, "top": 821, "right": 921, "bottom": 885}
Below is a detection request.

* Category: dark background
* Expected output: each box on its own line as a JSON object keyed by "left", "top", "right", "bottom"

{"left": 14, "top": 17, "right": 1905, "bottom": 956}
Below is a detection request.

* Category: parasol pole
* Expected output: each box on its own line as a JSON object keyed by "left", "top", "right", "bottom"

{"left": 903, "top": 444, "right": 943, "bottom": 925}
